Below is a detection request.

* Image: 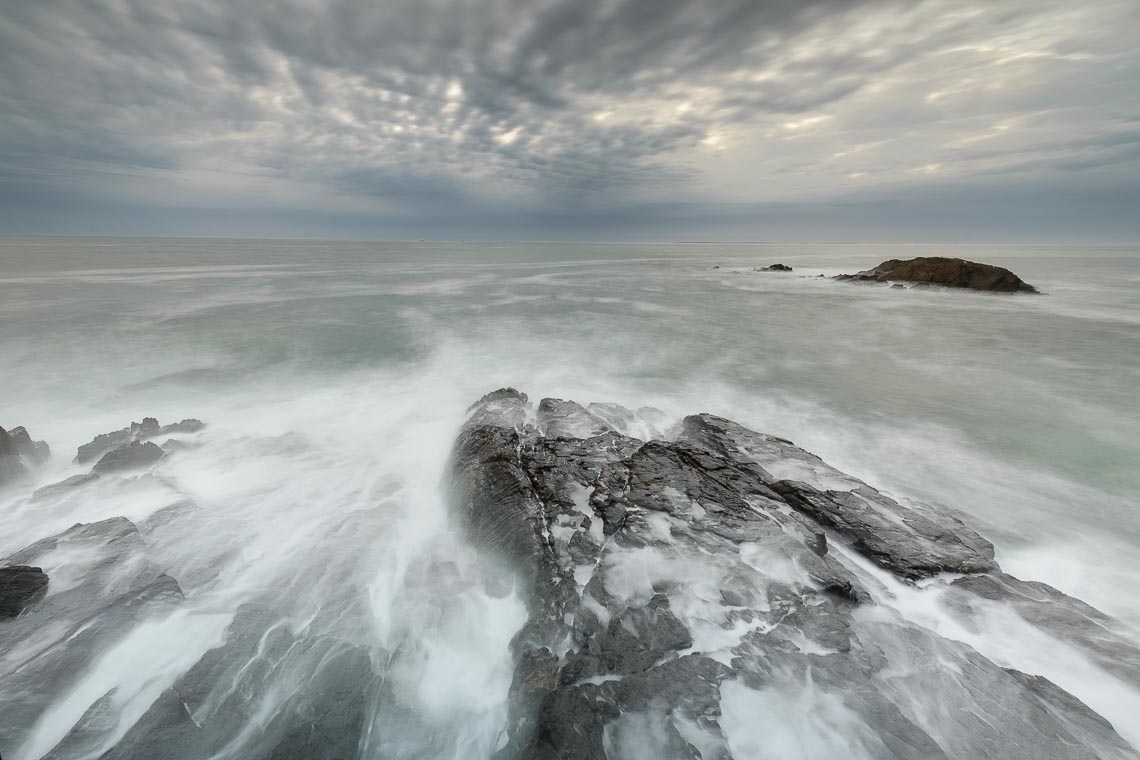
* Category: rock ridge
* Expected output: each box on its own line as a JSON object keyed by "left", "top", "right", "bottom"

{"left": 450, "top": 388, "right": 1139, "bottom": 760}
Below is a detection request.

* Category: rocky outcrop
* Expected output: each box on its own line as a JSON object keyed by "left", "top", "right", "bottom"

{"left": 91, "top": 440, "right": 166, "bottom": 474}
{"left": 760, "top": 262, "right": 792, "bottom": 271}
{"left": 837, "top": 256, "right": 1038, "bottom": 293}
{"left": 0, "top": 424, "right": 50, "bottom": 488}
{"left": 75, "top": 417, "right": 205, "bottom": 464}
{"left": 0, "top": 565, "right": 49, "bottom": 619}
{"left": 450, "top": 389, "right": 1138, "bottom": 760}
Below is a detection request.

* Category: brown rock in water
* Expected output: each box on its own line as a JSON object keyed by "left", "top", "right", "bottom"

{"left": 838, "top": 257, "right": 1038, "bottom": 293}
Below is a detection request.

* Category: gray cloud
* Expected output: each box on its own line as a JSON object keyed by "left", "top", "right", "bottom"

{"left": 0, "top": 0, "right": 1138, "bottom": 239}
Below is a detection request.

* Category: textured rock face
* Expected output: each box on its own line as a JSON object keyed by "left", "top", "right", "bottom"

{"left": 450, "top": 390, "right": 1139, "bottom": 760}
{"left": 0, "top": 565, "right": 49, "bottom": 618}
{"left": 838, "top": 257, "right": 1039, "bottom": 293}
{"left": 91, "top": 440, "right": 166, "bottom": 474}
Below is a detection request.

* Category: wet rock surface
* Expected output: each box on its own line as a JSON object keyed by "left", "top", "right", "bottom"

{"left": 0, "top": 565, "right": 49, "bottom": 619}
{"left": 91, "top": 440, "right": 166, "bottom": 474}
{"left": 451, "top": 389, "right": 1140, "bottom": 760}
{"left": 0, "top": 518, "right": 185, "bottom": 753}
{"left": 837, "top": 256, "right": 1039, "bottom": 293}
{"left": 2, "top": 400, "right": 1138, "bottom": 759}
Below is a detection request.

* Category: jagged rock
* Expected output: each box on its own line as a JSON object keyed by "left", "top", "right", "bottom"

{"left": 836, "top": 257, "right": 1038, "bottom": 293}
{"left": 92, "top": 440, "right": 166, "bottom": 474}
{"left": 6, "top": 426, "right": 51, "bottom": 466}
{"left": 1, "top": 424, "right": 50, "bottom": 487}
{"left": 75, "top": 417, "right": 205, "bottom": 463}
{"left": 0, "top": 565, "right": 49, "bottom": 618}
{"left": 452, "top": 390, "right": 1138, "bottom": 760}
{"left": 678, "top": 414, "right": 998, "bottom": 578}
{"left": 0, "top": 426, "right": 24, "bottom": 486}
{"left": 760, "top": 263, "right": 793, "bottom": 272}
{"left": 75, "top": 427, "right": 132, "bottom": 464}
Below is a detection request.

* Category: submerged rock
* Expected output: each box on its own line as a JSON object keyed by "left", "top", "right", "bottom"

{"left": 31, "top": 473, "right": 101, "bottom": 502}
{"left": 837, "top": 256, "right": 1038, "bottom": 293}
{"left": 0, "top": 565, "right": 49, "bottom": 619}
{"left": 451, "top": 390, "right": 1138, "bottom": 760}
{"left": 0, "top": 518, "right": 185, "bottom": 752}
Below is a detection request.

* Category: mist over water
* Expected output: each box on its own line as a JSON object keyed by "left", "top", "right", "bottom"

{"left": 2, "top": 237, "right": 1139, "bottom": 758}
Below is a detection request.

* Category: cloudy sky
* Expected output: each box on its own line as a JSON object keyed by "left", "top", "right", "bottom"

{"left": 1, "top": 0, "right": 1138, "bottom": 241}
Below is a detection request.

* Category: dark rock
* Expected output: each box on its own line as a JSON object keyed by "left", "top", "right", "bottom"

{"left": 679, "top": 413, "right": 998, "bottom": 579}
{"left": 74, "top": 428, "right": 132, "bottom": 464}
{"left": 836, "top": 256, "right": 1038, "bottom": 293}
{"left": 159, "top": 418, "right": 205, "bottom": 436}
{"left": 452, "top": 390, "right": 1135, "bottom": 760}
{"left": 1, "top": 424, "right": 50, "bottom": 487}
{"left": 6, "top": 426, "right": 51, "bottom": 466}
{"left": 91, "top": 440, "right": 166, "bottom": 474}
{"left": 0, "top": 565, "right": 49, "bottom": 618}
{"left": 0, "top": 426, "right": 24, "bottom": 487}
{"left": 75, "top": 417, "right": 205, "bottom": 463}
{"left": 759, "top": 263, "right": 793, "bottom": 272}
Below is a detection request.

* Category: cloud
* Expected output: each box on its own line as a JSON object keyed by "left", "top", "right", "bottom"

{"left": 0, "top": 0, "right": 1138, "bottom": 239}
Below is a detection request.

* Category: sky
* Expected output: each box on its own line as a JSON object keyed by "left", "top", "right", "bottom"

{"left": 1, "top": 0, "right": 1138, "bottom": 242}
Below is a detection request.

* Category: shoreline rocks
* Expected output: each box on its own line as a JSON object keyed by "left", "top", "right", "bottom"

{"left": 450, "top": 389, "right": 1138, "bottom": 760}
{"left": 75, "top": 417, "right": 205, "bottom": 464}
{"left": 837, "top": 256, "right": 1038, "bottom": 293}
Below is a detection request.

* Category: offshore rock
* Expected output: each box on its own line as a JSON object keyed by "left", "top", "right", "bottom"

{"left": 75, "top": 417, "right": 205, "bottom": 463}
{"left": 91, "top": 440, "right": 166, "bottom": 474}
{"left": 760, "top": 263, "right": 793, "bottom": 271}
{"left": 837, "top": 256, "right": 1038, "bottom": 293}
{"left": 451, "top": 390, "right": 1138, "bottom": 760}
{"left": 0, "top": 565, "right": 49, "bottom": 619}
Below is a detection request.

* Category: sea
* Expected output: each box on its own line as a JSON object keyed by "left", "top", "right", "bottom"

{"left": 1, "top": 237, "right": 1138, "bottom": 758}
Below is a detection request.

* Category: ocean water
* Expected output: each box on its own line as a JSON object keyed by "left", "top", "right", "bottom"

{"left": 1, "top": 237, "right": 1138, "bottom": 758}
